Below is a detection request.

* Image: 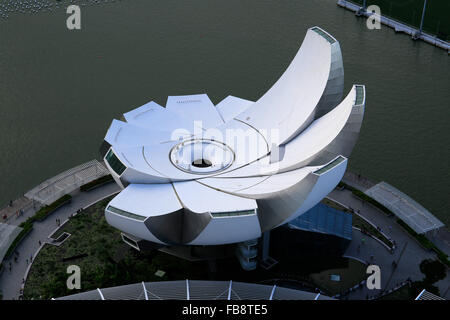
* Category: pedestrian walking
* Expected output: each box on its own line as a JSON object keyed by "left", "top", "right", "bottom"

{"left": 38, "top": 240, "right": 41, "bottom": 246}
{"left": 26, "top": 259, "right": 28, "bottom": 265}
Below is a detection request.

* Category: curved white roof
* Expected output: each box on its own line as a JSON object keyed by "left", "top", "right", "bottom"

{"left": 108, "top": 184, "right": 182, "bottom": 218}
{"left": 102, "top": 27, "right": 365, "bottom": 245}
{"left": 235, "top": 27, "right": 339, "bottom": 146}
{"left": 172, "top": 180, "right": 257, "bottom": 214}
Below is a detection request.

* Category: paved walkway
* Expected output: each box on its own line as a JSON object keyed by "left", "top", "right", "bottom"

{"left": 342, "top": 171, "right": 376, "bottom": 191}
{"left": 0, "top": 196, "right": 34, "bottom": 223}
{"left": 329, "top": 188, "right": 450, "bottom": 299}
{"left": 0, "top": 173, "right": 448, "bottom": 300}
{"left": 0, "top": 182, "right": 120, "bottom": 300}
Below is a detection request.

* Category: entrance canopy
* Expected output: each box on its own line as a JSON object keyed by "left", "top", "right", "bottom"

{"left": 365, "top": 182, "right": 444, "bottom": 234}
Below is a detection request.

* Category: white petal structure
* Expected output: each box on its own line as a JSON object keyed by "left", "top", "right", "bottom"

{"left": 102, "top": 27, "right": 366, "bottom": 246}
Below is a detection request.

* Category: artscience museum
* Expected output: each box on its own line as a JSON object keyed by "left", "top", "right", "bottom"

{"left": 100, "top": 26, "right": 365, "bottom": 254}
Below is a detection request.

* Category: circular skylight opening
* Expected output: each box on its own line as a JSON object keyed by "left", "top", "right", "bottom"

{"left": 170, "top": 139, "right": 234, "bottom": 174}
{"left": 192, "top": 159, "right": 212, "bottom": 168}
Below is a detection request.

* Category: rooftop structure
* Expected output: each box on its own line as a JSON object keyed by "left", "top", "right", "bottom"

{"left": 365, "top": 182, "right": 444, "bottom": 234}
{"left": 415, "top": 289, "right": 445, "bottom": 300}
{"left": 101, "top": 26, "right": 366, "bottom": 246}
{"left": 56, "top": 280, "right": 333, "bottom": 300}
{"left": 24, "top": 160, "right": 109, "bottom": 206}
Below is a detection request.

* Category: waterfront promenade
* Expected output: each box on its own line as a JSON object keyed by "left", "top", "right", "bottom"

{"left": 330, "top": 188, "right": 449, "bottom": 299}
{"left": 0, "top": 182, "right": 120, "bottom": 300}
{"left": 332, "top": 173, "right": 450, "bottom": 299}
{"left": 0, "top": 169, "right": 448, "bottom": 300}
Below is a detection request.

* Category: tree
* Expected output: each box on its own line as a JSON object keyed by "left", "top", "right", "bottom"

{"left": 420, "top": 259, "right": 446, "bottom": 283}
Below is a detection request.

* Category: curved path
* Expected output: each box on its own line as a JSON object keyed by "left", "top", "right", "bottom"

{"left": 0, "top": 182, "right": 120, "bottom": 300}
{"left": 329, "top": 188, "right": 450, "bottom": 300}
{"left": 1, "top": 177, "right": 448, "bottom": 300}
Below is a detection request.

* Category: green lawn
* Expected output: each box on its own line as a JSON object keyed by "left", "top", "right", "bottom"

{"left": 350, "top": 0, "right": 449, "bottom": 40}
{"left": 24, "top": 196, "right": 368, "bottom": 299}
{"left": 321, "top": 198, "right": 348, "bottom": 211}
{"left": 310, "top": 259, "right": 367, "bottom": 296}
{"left": 23, "top": 196, "right": 208, "bottom": 299}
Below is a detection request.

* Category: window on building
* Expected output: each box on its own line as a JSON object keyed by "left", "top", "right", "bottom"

{"left": 211, "top": 209, "right": 256, "bottom": 218}
{"left": 107, "top": 205, "right": 147, "bottom": 221}
{"left": 105, "top": 149, "right": 127, "bottom": 176}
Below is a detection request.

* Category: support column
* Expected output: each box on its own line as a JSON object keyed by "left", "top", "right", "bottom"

{"left": 261, "top": 231, "right": 270, "bottom": 261}
{"left": 259, "top": 231, "right": 278, "bottom": 270}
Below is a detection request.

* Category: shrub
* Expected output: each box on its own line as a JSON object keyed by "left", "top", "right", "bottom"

{"left": 4, "top": 195, "right": 72, "bottom": 259}
{"left": 80, "top": 175, "right": 113, "bottom": 192}
{"left": 396, "top": 219, "right": 449, "bottom": 267}
{"left": 339, "top": 182, "right": 394, "bottom": 216}
{"left": 5, "top": 221, "right": 33, "bottom": 258}
{"left": 33, "top": 194, "right": 72, "bottom": 221}
{"left": 396, "top": 219, "right": 434, "bottom": 249}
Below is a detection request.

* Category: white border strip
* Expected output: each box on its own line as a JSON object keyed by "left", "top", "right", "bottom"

{"left": 97, "top": 288, "right": 105, "bottom": 300}
{"left": 269, "top": 285, "right": 277, "bottom": 300}
{"left": 142, "top": 281, "right": 148, "bottom": 300}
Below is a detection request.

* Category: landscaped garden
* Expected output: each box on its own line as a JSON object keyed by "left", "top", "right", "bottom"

{"left": 310, "top": 259, "right": 367, "bottom": 296}
{"left": 24, "top": 196, "right": 368, "bottom": 299}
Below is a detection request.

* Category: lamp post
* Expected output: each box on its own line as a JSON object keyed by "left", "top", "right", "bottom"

{"left": 418, "top": 0, "right": 427, "bottom": 35}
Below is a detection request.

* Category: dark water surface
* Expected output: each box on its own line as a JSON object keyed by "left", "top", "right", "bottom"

{"left": 0, "top": 0, "right": 448, "bottom": 224}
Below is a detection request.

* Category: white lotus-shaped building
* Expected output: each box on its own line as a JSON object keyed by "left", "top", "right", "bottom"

{"left": 101, "top": 27, "right": 365, "bottom": 247}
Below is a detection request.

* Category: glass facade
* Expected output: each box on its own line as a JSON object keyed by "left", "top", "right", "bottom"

{"left": 211, "top": 209, "right": 256, "bottom": 218}
{"left": 107, "top": 205, "right": 147, "bottom": 221}
{"left": 314, "top": 156, "right": 345, "bottom": 175}
{"left": 289, "top": 202, "right": 353, "bottom": 241}
{"left": 355, "top": 85, "right": 365, "bottom": 105}
{"left": 105, "top": 149, "right": 127, "bottom": 176}
{"left": 311, "top": 27, "right": 336, "bottom": 44}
